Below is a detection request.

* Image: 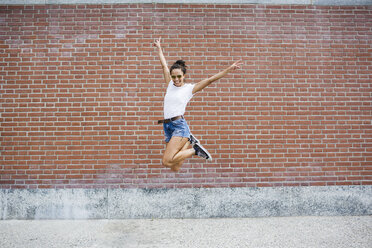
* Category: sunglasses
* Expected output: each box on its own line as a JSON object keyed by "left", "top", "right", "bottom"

{"left": 171, "top": 75, "right": 183, "bottom": 80}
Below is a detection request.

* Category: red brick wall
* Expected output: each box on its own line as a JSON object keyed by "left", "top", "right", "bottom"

{"left": 1, "top": 4, "right": 371, "bottom": 189}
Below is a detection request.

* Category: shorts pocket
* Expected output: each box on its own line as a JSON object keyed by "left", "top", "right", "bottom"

{"left": 172, "top": 119, "right": 185, "bottom": 126}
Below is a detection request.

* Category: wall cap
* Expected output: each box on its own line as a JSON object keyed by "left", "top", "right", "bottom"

{"left": 0, "top": 0, "right": 371, "bottom": 6}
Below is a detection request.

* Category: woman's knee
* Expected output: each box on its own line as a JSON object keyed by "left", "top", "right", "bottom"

{"left": 162, "top": 157, "right": 173, "bottom": 168}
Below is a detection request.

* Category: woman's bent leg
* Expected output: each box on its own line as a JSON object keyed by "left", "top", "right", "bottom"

{"left": 170, "top": 140, "right": 192, "bottom": 172}
{"left": 162, "top": 136, "right": 195, "bottom": 172}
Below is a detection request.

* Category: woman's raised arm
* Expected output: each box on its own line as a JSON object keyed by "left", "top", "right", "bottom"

{"left": 192, "top": 60, "right": 243, "bottom": 94}
{"left": 153, "top": 38, "right": 171, "bottom": 84}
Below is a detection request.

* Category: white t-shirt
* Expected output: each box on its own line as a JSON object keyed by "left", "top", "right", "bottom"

{"left": 163, "top": 81, "right": 195, "bottom": 119}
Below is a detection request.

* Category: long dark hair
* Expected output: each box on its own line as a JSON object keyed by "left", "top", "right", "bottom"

{"left": 170, "top": 60, "right": 187, "bottom": 75}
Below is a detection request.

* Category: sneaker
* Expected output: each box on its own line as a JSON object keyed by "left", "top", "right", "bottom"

{"left": 193, "top": 143, "right": 213, "bottom": 161}
{"left": 189, "top": 133, "right": 199, "bottom": 146}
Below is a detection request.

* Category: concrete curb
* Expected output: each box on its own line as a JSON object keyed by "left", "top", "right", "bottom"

{"left": 1, "top": 186, "right": 371, "bottom": 219}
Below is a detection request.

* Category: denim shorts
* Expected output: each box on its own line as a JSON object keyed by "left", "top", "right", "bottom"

{"left": 163, "top": 118, "right": 191, "bottom": 143}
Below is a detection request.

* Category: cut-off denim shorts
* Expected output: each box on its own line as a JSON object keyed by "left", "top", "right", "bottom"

{"left": 163, "top": 118, "right": 191, "bottom": 143}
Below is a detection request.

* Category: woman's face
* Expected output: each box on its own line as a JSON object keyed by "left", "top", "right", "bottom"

{"left": 171, "top": 69, "right": 185, "bottom": 87}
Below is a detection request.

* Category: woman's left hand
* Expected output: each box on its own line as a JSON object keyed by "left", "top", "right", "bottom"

{"left": 228, "top": 60, "right": 243, "bottom": 71}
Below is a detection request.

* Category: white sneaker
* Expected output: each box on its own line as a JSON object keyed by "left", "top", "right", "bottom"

{"left": 189, "top": 133, "right": 199, "bottom": 146}
{"left": 193, "top": 143, "right": 212, "bottom": 161}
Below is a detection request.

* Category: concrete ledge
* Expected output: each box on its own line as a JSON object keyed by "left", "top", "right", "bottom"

{"left": 0, "top": 0, "right": 371, "bottom": 6}
{"left": 0, "top": 189, "right": 108, "bottom": 219}
{"left": 1, "top": 186, "right": 371, "bottom": 219}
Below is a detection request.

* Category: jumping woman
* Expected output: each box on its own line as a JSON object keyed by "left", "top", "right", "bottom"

{"left": 154, "top": 38, "right": 242, "bottom": 172}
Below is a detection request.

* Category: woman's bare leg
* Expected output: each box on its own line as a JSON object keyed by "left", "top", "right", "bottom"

{"left": 170, "top": 139, "right": 193, "bottom": 172}
{"left": 162, "top": 136, "right": 195, "bottom": 172}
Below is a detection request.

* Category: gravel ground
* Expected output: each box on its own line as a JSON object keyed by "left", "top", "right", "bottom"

{"left": 0, "top": 216, "right": 371, "bottom": 248}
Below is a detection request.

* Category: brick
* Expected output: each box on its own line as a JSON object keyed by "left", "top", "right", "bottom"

{"left": 0, "top": 4, "right": 371, "bottom": 189}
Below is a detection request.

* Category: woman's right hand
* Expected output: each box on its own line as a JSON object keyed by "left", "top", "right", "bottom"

{"left": 153, "top": 37, "right": 162, "bottom": 49}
